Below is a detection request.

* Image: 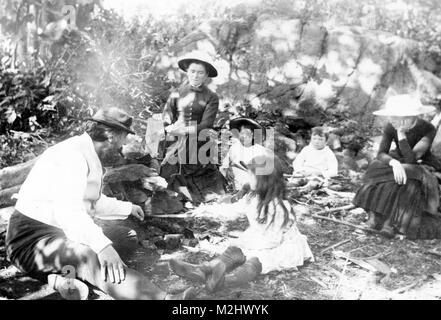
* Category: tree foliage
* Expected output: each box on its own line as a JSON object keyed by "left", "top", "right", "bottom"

{"left": 1, "top": 0, "right": 441, "bottom": 167}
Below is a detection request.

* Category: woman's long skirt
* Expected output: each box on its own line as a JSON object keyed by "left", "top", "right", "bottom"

{"left": 160, "top": 135, "right": 226, "bottom": 204}
{"left": 353, "top": 160, "right": 440, "bottom": 239}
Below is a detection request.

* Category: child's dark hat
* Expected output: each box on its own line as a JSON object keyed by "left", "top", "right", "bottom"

{"left": 229, "top": 117, "right": 264, "bottom": 132}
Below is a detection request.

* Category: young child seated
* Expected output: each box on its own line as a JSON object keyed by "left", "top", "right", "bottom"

{"left": 291, "top": 127, "right": 338, "bottom": 190}
{"left": 220, "top": 117, "right": 270, "bottom": 192}
{"left": 169, "top": 154, "right": 314, "bottom": 292}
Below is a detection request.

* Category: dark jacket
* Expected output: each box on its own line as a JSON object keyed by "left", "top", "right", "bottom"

{"left": 162, "top": 83, "right": 219, "bottom": 133}
{"left": 377, "top": 118, "right": 441, "bottom": 170}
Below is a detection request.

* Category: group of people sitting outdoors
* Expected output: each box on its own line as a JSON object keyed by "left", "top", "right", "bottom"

{"left": 4, "top": 51, "right": 441, "bottom": 300}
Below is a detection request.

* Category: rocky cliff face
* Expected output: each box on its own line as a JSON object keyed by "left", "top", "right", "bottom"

{"left": 153, "top": 16, "right": 441, "bottom": 126}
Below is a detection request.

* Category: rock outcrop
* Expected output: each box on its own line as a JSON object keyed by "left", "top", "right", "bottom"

{"left": 153, "top": 16, "right": 441, "bottom": 126}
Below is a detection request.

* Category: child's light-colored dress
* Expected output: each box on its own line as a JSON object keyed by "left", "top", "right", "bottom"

{"left": 233, "top": 195, "right": 314, "bottom": 274}
{"left": 220, "top": 139, "right": 271, "bottom": 190}
{"left": 292, "top": 145, "right": 338, "bottom": 178}
{"left": 199, "top": 195, "right": 314, "bottom": 274}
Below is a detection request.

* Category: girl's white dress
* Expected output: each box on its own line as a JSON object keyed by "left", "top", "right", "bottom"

{"left": 234, "top": 196, "right": 314, "bottom": 274}
{"left": 198, "top": 195, "right": 314, "bottom": 274}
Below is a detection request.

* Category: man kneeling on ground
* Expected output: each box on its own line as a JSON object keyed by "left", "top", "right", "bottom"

{"left": 5, "top": 107, "right": 196, "bottom": 300}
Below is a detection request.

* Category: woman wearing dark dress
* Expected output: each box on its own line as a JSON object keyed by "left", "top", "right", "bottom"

{"left": 160, "top": 51, "right": 226, "bottom": 204}
{"left": 353, "top": 94, "right": 441, "bottom": 239}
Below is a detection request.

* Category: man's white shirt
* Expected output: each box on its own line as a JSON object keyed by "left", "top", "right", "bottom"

{"left": 15, "top": 133, "right": 132, "bottom": 254}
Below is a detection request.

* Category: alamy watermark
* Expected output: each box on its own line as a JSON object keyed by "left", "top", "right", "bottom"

{"left": 163, "top": 121, "right": 275, "bottom": 175}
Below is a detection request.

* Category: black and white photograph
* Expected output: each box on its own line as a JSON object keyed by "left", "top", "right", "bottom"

{"left": 1, "top": 0, "right": 441, "bottom": 304}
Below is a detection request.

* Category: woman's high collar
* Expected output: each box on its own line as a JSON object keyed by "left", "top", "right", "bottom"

{"left": 181, "top": 82, "right": 206, "bottom": 93}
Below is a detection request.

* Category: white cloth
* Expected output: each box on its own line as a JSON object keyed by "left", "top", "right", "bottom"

{"left": 144, "top": 114, "right": 164, "bottom": 158}
{"left": 292, "top": 145, "right": 338, "bottom": 178}
{"left": 220, "top": 139, "right": 271, "bottom": 190}
{"left": 15, "top": 133, "right": 132, "bottom": 254}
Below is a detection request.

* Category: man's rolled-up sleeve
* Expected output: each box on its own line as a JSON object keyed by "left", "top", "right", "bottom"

{"left": 94, "top": 194, "right": 132, "bottom": 221}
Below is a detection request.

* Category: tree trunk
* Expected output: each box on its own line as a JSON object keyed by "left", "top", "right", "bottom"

{"left": 0, "top": 206, "right": 15, "bottom": 234}
{"left": 0, "top": 158, "right": 37, "bottom": 190}
{"left": 0, "top": 185, "right": 21, "bottom": 208}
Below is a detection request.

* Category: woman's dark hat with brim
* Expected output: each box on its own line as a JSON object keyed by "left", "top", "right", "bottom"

{"left": 178, "top": 51, "right": 218, "bottom": 78}
{"left": 87, "top": 107, "right": 135, "bottom": 134}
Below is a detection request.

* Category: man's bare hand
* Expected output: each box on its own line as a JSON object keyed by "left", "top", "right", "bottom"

{"left": 98, "top": 245, "right": 127, "bottom": 284}
{"left": 131, "top": 204, "right": 145, "bottom": 221}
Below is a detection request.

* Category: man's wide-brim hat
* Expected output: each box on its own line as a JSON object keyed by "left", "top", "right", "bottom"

{"left": 87, "top": 107, "right": 135, "bottom": 134}
{"left": 373, "top": 94, "right": 436, "bottom": 117}
{"left": 178, "top": 51, "right": 218, "bottom": 78}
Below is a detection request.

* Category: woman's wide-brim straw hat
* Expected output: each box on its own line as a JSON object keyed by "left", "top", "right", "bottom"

{"left": 373, "top": 94, "right": 436, "bottom": 117}
{"left": 178, "top": 51, "right": 218, "bottom": 78}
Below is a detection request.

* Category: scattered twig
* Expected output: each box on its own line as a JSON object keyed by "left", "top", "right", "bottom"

{"left": 323, "top": 188, "right": 355, "bottom": 198}
{"left": 147, "top": 210, "right": 196, "bottom": 219}
{"left": 31, "top": 133, "right": 49, "bottom": 147}
{"left": 425, "top": 249, "right": 441, "bottom": 258}
{"left": 348, "top": 245, "right": 368, "bottom": 254}
{"left": 309, "top": 276, "right": 328, "bottom": 288}
{"left": 283, "top": 174, "right": 305, "bottom": 178}
{"left": 311, "top": 214, "right": 381, "bottom": 234}
{"left": 333, "top": 250, "right": 392, "bottom": 276}
{"left": 313, "top": 204, "right": 355, "bottom": 216}
{"left": 292, "top": 199, "right": 310, "bottom": 206}
{"left": 309, "top": 198, "right": 324, "bottom": 206}
{"left": 391, "top": 276, "right": 428, "bottom": 295}
{"left": 320, "top": 239, "right": 351, "bottom": 254}
{"left": 364, "top": 249, "right": 394, "bottom": 260}
{"left": 146, "top": 208, "right": 200, "bottom": 218}
{"left": 333, "top": 251, "right": 379, "bottom": 273}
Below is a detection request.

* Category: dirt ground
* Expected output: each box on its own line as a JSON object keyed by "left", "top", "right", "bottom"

{"left": 2, "top": 180, "right": 441, "bottom": 300}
